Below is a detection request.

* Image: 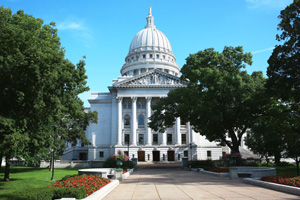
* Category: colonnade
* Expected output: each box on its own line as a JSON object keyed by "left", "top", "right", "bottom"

{"left": 116, "top": 96, "right": 187, "bottom": 146}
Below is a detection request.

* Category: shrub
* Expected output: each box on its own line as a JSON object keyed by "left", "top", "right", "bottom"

{"left": 189, "top": 160, "right": 216, "bottom": 170}
{"left": 122, "top": 160, "right": 135, "bottom": 170}
{"left": 11, "top": 187, "right": 86, "bottom": 200}
{"left": 276, "top": 161, "right": 293, "bottom": 167}
{"left": 103, "top": 156, "right": 117, "bottom": 168}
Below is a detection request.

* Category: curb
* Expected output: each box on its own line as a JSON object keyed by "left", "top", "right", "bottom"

{"left": 243, "top": 178, "right": 300, "bottom": 196}
{"left": 82, "top": 180, "right": 120, "bottom": 200}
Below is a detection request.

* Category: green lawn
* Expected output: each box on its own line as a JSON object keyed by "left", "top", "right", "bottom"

{"left": 0, "top": 166, "right": 80, "bottom": 200}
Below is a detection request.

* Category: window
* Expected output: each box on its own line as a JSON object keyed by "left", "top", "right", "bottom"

{"left": 178, "top": 154, "right": 180, "bottom": 160}
{"left": 132, "top": 57, "right": 134, "bottom": 60}
{"left": 150, "top": 54, "right": 153, "bottom": 58}
{"left": 138, "top": 114, "right": 144, "bottom": 126}
{"left": 163, "top": 55, "right": 166, "bottom": 59}
{"left": 124, "top": 114, "right": 131, "bottom": 126}
{"left": 81, "top": 142, "right": 85, "bottom": 147}
{"left": 134, "top": 70, "right": 138, "bottom": 75}
{"left": 139, "top": 134, "right": 144, "bottom": 145}
{"left": 184, "top": 150, "right": 188, "bottom": 157}
{"left": 181, "top": 134, "right": 186, "bottom": 144}
{"left": 167, "top": 134, "right": 172, "bottom": 145}
{"left": 143, "top": 54, "right": 146, "bottom": 58}
{"left": 156, "top": 54, "right": 159, "bottom": 58}
{"left": 124, "top": 151, "right": 129, "bottom": 156}
{"left": 123, "top": 99, "right": 132, "bottom": 109}
{"left": 137, "top": 99, "right": 146, "bottom": 109}
{"left": 207, "top": 150, "right": 212, "bottom": 158}
{"left": 124, "top": 134, "right": 130, "bottom": 145}
{"left": 153, "top": 134, "right": 158, "bottom": 145}
{"left": 99, "top": 151, "right": 104, "bottom": 158}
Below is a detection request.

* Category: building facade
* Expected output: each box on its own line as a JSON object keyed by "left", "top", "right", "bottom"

{"left": 63, "top": 8, "right": 222, "bottom": 162}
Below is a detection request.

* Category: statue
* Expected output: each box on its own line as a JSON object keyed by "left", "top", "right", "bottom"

{"left": 149, "top": 6, "right": 152, "bottom": 15}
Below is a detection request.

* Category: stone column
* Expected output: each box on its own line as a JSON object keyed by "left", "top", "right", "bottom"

{"left": 131, "top": 97, "right": 137, "bottom": 146}
{"left": 187, "top": 122, "right": 191, "bottom": 144}
{"left": 190, "top": 124, "right": 194, "bottom": 144}
{"left": 117, "top": 97, "right": 123, "bottom": 146}
{"left": 146, "top": 97, "right": 152, "bottom": 146}
{"left": 175, "top": 117, "right": 181, "bottom": 145}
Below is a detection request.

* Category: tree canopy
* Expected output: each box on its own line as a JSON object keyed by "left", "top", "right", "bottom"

{"left": 149, "top": 46, "right": 265, "bottom": 154}
{"left": 266, "top": 1, "right": 300, "bottom": 175}
{"left": 0, "top": 7, "right": 97, "bottom": 181}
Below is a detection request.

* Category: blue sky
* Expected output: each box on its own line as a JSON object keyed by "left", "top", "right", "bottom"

{"left": 2, "top": 0, "right": 293, "bottom": 107}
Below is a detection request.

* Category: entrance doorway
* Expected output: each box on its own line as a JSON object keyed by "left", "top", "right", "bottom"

{"left": 138, "top": 151, "right": 145, "bottom": 161}
{"left": 167, "top": 150, "right": 175, "bottom": 161}
{"left": 152, "top": 151, "right": 160, "bottom": 161}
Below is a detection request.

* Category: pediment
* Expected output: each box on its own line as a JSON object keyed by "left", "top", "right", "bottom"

{"left": 113, "top": 69, "right": 187, "bottom": 88}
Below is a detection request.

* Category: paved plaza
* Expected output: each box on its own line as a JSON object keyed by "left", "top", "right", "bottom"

{"left": 104, "top": 167, "right": 299, "bottom": 200}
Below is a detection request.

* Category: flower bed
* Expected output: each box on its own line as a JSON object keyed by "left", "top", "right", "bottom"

{"left": 260, "top": 174, "right": 300, "bottom": 187}
{"left": 207, "top": 168, "right": 229, "bottom": 173}
{"left": 50, "top": 174, "right": 111, "bottom": 196}
{"left": 123, "top": 170, "right": 127, "bottom": 174}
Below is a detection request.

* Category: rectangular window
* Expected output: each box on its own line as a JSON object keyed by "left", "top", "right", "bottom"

{"left": 99, "top": 151, "right": 104, "bottom": 158}
{"left": 207, "top": 150, "right": 212, "bottom": 158}
{"left": 153, "top": 134, "right": 158, "bottom": 145}
{"left": 167, "top": 134, "right": 172, "bottom": 145}
{"left": 156, "top": 54, "right": 159, "bottom": 58}
{"left": 137, "top": 100, "right": 141, "bottom": 109}
{"left": 181, "top": 134, "right": 186, "bottom": 144}
{"left": 139, "top": 134, "right": 144, "bottom": 145}
{"left": 184, "top": 150, "right": 188, "bottom": 157}
{"left": 150, "top": 54, "right": 153, "bottom": 58}
{"left": 143, "top": 54, "right": 146, "bottom": 58}
{"left": 124, "top": 134, "right": 130, "bottom": 145}
{"left": 141, "top": 99, "right": 146, "bottom": 109}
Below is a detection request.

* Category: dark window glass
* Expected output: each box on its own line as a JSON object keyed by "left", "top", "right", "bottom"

{"left": 167, "top": 134, "right": 172, "bottom": 145}
{"left": 124, "top": 114, "right": 130, "bottom": 126}
{"left": 125, "top": 134, "right": 130, "bottom": 145}
{"left": 207, "top": 150, "right": 212, "bottom": 158}
{"left": 153, "top": 134, "right": 158, "bottom": 145}
{"left": 138, "top": 114, "right": 144, "bottom": 126}
{"left": 99, "top": 151, "right": 104, "bottom": 158}
{"left": 181, "top": 134, "right": 186, "bottom": 144}
{"left": 184, "top": 150, "right": 188, "bottom": 157}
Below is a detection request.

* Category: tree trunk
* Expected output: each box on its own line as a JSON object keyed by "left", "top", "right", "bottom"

{"left": 0, "top": 152, "right": 3, "bottom": 171}
{"left": 296, "top": 156, "right": 299, "bottom": 176}
{"left": 4, "top": 155, "right": 11, "bottom": 181}
{"left": 274, "top": 152, "right": 281, "bottom": 165}
{"left": 49, "top": 154, "right": 53, "bottom": 171}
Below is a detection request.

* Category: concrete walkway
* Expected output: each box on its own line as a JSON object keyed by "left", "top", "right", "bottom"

{"left": 104, "top": 168, "right": 299, "bottom": 200}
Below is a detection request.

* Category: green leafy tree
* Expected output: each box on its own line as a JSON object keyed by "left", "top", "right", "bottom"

{"left": 0, "top": 7, "right": 97, "bottom": 181}
{"left": 245, "top": 98, "right": 287, "bottom": 165}
{"left": 150, "top": 46, "right": 265, "bottom": 154}
{"left": 267, "top": 1, "right": 300, "bottom": 175}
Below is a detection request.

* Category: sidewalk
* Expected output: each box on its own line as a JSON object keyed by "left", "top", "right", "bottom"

{"left": 104, "top": 168, "right": 299, "bottom": 200}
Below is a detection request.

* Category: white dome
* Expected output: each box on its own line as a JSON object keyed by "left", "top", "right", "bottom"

{"left": 121, "top": 7, "right": 180, "bottom": 77}
{"left": 128, "top": 28, "right": 172, "bottom": 55}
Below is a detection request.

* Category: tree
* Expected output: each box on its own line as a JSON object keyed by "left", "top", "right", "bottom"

{"left": 150, "top": 46, "right": 265, "bottom": 154}
{"left": 267, "top": 1, "right": 300, "bottom": 175}
{"left": 0, "top": 7, "right": 97, "bottom": 181}
{"left": 245, "top": 98, "right": 287, "bottom": 165}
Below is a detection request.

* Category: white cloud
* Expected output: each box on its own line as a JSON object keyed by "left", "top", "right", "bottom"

{"left": 251, "top": 47, "right": 274, "bottom": 54}
{"left": 57, "top": 22, "right": 84, "bottom": 30}
{"left": 57, "top": 18, "right": 94, "bottom": 48}
{"left": 246, "top": 0, "right": 292, "bottom": 10}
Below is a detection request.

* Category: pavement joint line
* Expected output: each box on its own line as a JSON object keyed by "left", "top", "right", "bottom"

{"left": 152, "top": 173, "right": 162, "bottom": 200}
{"left": 217, "top": 184, "right": 257, "bottom": 200}
{"left": 130, "top": 172, "right": 140, "bottom": 200}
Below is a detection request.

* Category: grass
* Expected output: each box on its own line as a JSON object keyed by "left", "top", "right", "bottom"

{"left": 275, "top": 166, "right": 299, "bottom": 176}
{"left": 0, "top": 166, "right": 80, "bottom": 200}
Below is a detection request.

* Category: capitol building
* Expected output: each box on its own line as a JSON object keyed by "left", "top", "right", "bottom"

{"left": 63, "top": 8, "right": 223, "bottom": 162}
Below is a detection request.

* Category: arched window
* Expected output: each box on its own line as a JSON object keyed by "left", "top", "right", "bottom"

{"left": 138, "top": 114, "right": 144, "bottom": 126}
{"left": 124, "top": 114, "right": 131, "bottom": 126}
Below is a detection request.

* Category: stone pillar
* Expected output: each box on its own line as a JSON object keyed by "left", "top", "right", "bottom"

{"left": 175, "top": 117, "right": 181, "bottom": 145}
{"left": 187, "top": 122, "right": 191, "bottom": 144}
{"left": 146, "top": 97, "right": 152, "bottom": 146}
{"left": 161, "top": 131, "right": 167, "bottom": 146}
{"left": 117, "top": 97, "right": 123, "bottom": 146}
{"left": 131, "top": 97, "right": 137, "bottom": 146}
{"left": 190, "top": 125, "right": 194, "bottom": 144}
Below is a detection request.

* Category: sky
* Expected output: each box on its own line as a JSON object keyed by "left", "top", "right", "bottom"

{"left": 1, "top": 0, "right": 293, "bottom": 107}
